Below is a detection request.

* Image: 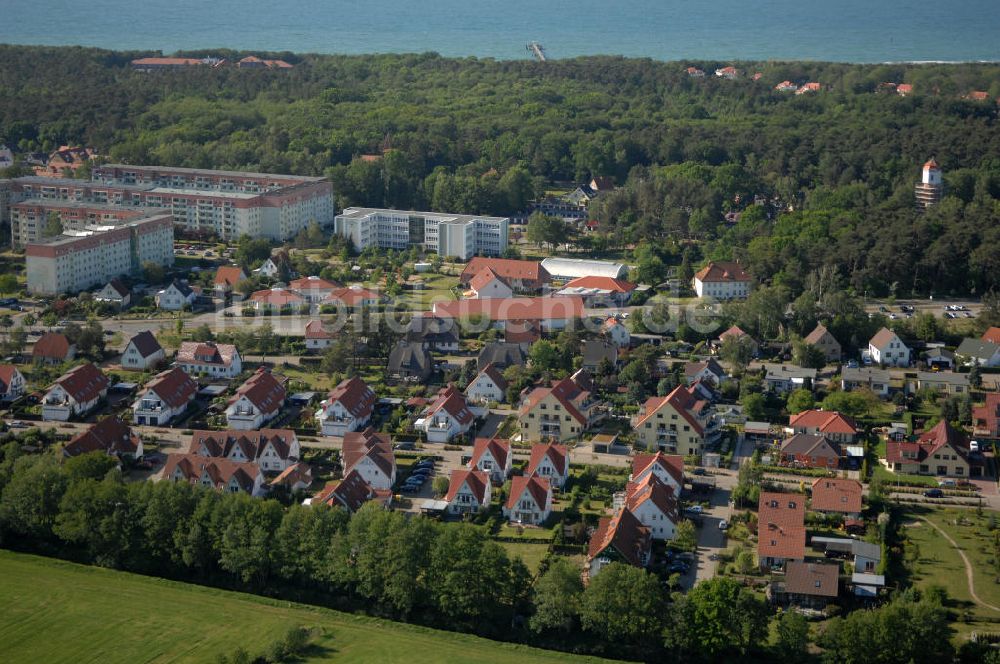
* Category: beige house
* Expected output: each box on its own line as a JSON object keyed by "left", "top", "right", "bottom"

{"left": 518, "top": 370, "right": 604, "bottom": 442}
{"left": 804, "top": 324, "right": 841, "bottom": 363}
{"left": 632, "top": 385, "right": 718, "bottom": 456}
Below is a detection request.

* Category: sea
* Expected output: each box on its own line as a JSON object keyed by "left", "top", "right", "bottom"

{"left": 1, "top": 0, "right": 998, "bottom": 63}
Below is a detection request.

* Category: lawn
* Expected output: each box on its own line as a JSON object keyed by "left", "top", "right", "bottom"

{"left": 870, "top": 464, "right": 940, "bottom": 487}
{"left": 497, "top": 542, "right": 553, "bottom": 574}
{"left": 902, "top": 507, "right": 1000, "bottom": 636}
{"left": 0, "top": 550, "right": 618, "bottom": 664}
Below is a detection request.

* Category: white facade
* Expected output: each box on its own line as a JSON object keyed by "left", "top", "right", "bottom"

{"left": 870, "top": 332, "right": 910, "bottom": 367}
{"left": 225, "top": 395, "right": 279, "bottom": 431}
{"left": 42, "top": 384, "right": 105, "bottom": 421}
{"left": 333, "top": 207, "right": 509, "bottom": 260}
{"left": 0, "top": 367, "right": 26, "bottom": 401}
{"left": 469, "top": 275, "right": 513, "bottom": 299}
{"left": 316, "top": 399, "right": 371, "bottom": 437}
{"left": 531, "top": 454, "right": 569, "bottom": 489}
{"left": 132, "top": 387, "right": 192, "bottom": 426}
{"left": 351, "top": 454, "right": 395, "bottom": 491}
{"left": 416, "top": 409, "right": 475, "bottom": 443}
{"left": 504, "top": 480, "right": 553, "bottom": 525}
{"left": 447, "top": 474, "right": 492, "bottom": 515}
{"left": 465, "top": 372, "right": 506, "bottom": 404}
{"left": 540, "top": 257, "right": 629, "bottom": 281}
{"left": 694, "top": 277, "right": 750, "bottom": 299}
{"left": 602, "top": 320, "right": 631, "bottom": 348}
{"left": 469, "top": 448, "right": 512, "bottom": 484}
{"left": 630, "top": 498, "right": 677, "bottom": 541}
{"left": 121, "top": 341, "right": 164, "bottom": 371}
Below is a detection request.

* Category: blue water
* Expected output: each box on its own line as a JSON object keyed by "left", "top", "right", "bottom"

{"left": 1, "top": 0, "right": 998, "bottom": 62}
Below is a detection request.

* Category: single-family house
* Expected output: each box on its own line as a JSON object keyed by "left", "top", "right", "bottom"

{"left": 519, "top": 370, "right": 605, "bottom": 443}
{"left": 121, "top": 330, "right": 165, "bottom": 371}
{"left": 405, "top": 316, "right": 460, "bottom": 352}
{"left": 459, "top": 258, "right": 550, "bottom": 293}
{"left": 465, "top": 363, "right": 508, "bottom": 404}
{"left": 914, "top": 371, "right": 969, "bottom": 396}
{"left": 788, "top": 410, "right": 859, "bottom": 444}
{"left": 314, "top": 469, "right": 392, "bottom": 512}
{"left": 188, "top": 428, "right": 300, "bottom": 474}
{"left": 176, "top": 341, "right": 242, "bottom": 379}
{"left": 684, "top": 359, "right": 728, "bottom": 387}
{"left": 716, "top": 325, "right": 759, "bottom": 357}
{"left": 270, "top": 462, "right": 314, "bottom": 492}
{"left": 255, "top": 257, "right": 282, "bottom": 278}
{"left": 632, "top": 385, "right": 719, "bottom": 456}
{"left": 630, "top": 451, "right": 685, "bottom": 496}
{"left": 342, "top": 427, "right": 396, "bottom": 490}
{"left": 581, "top": 339, "right": 618, "bottom": 372}
{"left": 601, "top": 317, "right": 631, "bottom": 348}
{"left": 770, "top": 561, "right": 839, "bottom": 610}
{"left": 95, "top": 278, "right": 131, "bottom": 308}
{"left": 780, "top": 433, "right": 841, "bottom": 470}
{"left": 804, "top": 324, "right": 842, "bottom": 363}
{"left": 763, "top": 364, "right": 817, "bottom": 393}
{"left": 884, "top": 419, "right": 976, "bottom": 477}
{"left": 525, "top": 442, "right": 570, "bottom": 489}
{"left": 32, "top": 332, "right": 75, "bottom": 365}
{"left": 868, "top": 327, "right": 910, "bottom": 367}
{"left": 478, "top": 342, "right": 526, "bottom": 371}
{"left": 956, "top": 338, "right": 1000, "bottom": 367}
{"left": 587, "top": 508, "right": 652, "bottom": 578}
{"left": 415, "top": 385, "right": 477, "bottom": 443}
{"left": 841, "top": 367, "right": 891, "bottom": 398}
{"left": 0, "top": 365, "right": 27, "bottom": 402}
{"left": 213, "top": 266, "right": 247, "bottom": 296}
{"left": 289, "top": 276, "right": 339, "bottom": 303}
{"left": 225, "top": 367, "right": 286, "bottom": 430}
{"left": 982, "top": 327, "right": 1000, "bottom": 345}
{"left": 623, "top": 473, "right": 680, "bottom": 541}
{"left": 467, "top": 437, "right": 512, "bottom": 484}
{"left": 387, "top": 341, "right": 434, "bottom": 383}
{"left": 715, "top": 66, "right": 739, "bottom": 79}
{"left": 775, "top": 80, "right": 798, "bottom": 92}
{"left": 63, "top": 417, "right": 143, "bottom": 459}
{"left": 132, "top": 367, "right": 198, "bottom": 426}
{"left": 42, "top": 363, "right": 109, "bottom": 421}
{"left": 315, "top": 376, "right": 376, "bottom": 437}
{"left": 156, "top": 280, "right": 196, "bottom": 311}
{"left": 504, "top": 475, "right": 553, "bottom": 525}
{"left": 796, "top": 82, "right": 822, "bottom": 95}
{"left": 693, "top": 261, "right": 751, "bottom": 300}
{"left": 162, "top": 453, "right": 266, "bottom": 496}
{"left": 811, "top": 478, "right": 863, "bottom": 519}
{"left": 758, "top": 491, "right": 806, "bottom": 569}
{"left": 304, "top": 320, "right": 333, "bottom": 352}
{"left": 445, "top": 469, "right": 492, "bottom": 515}
{"left": 465, "top": 267, "right": 513, "bottom": 299}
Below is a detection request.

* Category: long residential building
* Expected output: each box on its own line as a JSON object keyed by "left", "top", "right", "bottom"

{"left": 25, "top": 212, "right": 174, "bottom": 296}
{"left": 10, "top": 199, "right": 150, "bottom": 248}
{"left": 9, "top": 164, "right": 334, "bottom": 241}
{"left": 333, "top": 207, "right": 508, "bottom": 259}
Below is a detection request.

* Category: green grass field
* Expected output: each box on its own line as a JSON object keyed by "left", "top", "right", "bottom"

{"left": 498, "top": 542, "right": 552, "bottom": 574}
{"left": 0, "top": 551, "right": 618, "bottom": 664}
{"left": 902, "top": 507, "right": 1000, "bottom": 636}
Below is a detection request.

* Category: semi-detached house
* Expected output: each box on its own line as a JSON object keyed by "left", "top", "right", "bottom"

{"left": 225, "top": 368, "right": 286, "bottom": 430}
{"left": 315, "top": 376, "right": 376, "bottom": 437}
{"left": 132, "top": 367, "right": 198, "bottom": 426}
{"left": 42, "top": 363, "right": 109, "bottom": 421}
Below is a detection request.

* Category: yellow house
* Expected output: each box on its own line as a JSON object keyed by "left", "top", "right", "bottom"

{"left": 518, "top": 370, "right": 604, "bottom": 443}
{"left": 632, "top": 386, "right": 716, "bottom": 456}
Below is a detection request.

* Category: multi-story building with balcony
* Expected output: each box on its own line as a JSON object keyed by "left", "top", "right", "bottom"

{"left": 333, "top": 207, "right": 508, "bottom": 259}
{"left": 632, "top": 385, "right": 720, "bottom": 456}
{"left": 518, "top": 370, "right": 605, "bottom": 443}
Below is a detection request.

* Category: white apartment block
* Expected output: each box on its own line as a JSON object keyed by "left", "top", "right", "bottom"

{"left": 333, "top": 207, "right": 508, "bottom": 260}
{"left": 25, "top": 213, "right": 174, "bottom": 296}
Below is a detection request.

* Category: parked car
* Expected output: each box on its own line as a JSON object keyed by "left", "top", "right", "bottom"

{"left": 393, "top": 442, "right": 415, "bottom": 451}
{"left": 718, "top": 520, "right": 729, "bottom": 531}
{"left": 692, "top": 468, "right": 707, "bottom": 476}
{"left": 400, "top": 484, "right": 420, "bottom": 494}
{"left": 923, "top": 488, "right": 944, "bottom": 498}
{"left": 937, "top": 478, "right": 957, "bottom": 487}
{"left": 685, "top": 505, "right": 704, "bottom": 514}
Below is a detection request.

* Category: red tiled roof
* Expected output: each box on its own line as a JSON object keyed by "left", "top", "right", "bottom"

{"left": 271, "top": 462, "right": 313, "bottom": 489}
{"left": 425, "top": 385, "right": 474, "bottom": 425}
{"left": 214, "top": 265, "right": 246, "bottom": 287}
{"left": 177, "top": 341, "right": 238, "bottom": 368}
{"left": 634, "top": 385, "right": 705, "bottom": 435}
{"left": 143, "top": 368, "right": 198, "bottom": 409}
{"left": 469, "top": 437, "right": 510, "bottom": 471}
{"left": 459, "top": 258, "right": 549, "bottom": 286}
{"left": 163, "top": 453, "right": 260, "bottom": 493}
{"left": 51, "top": 363, "right": 108, "bottom": 403}
{"left": 506, "top": 475, "right": 551, "bottom": 510}
{"left": 632, "top": 452, "right": 685, "bottom": 488}
{"left": 811, "top": 478, "right": 863, "bottom": 514}
{"left": 33, "top": 332, "right": 71, "bottom": 360}
{"left": 342, "top": 427, "right": 394, "bottom": 478}
{"left": 305, "top": 319, "right": 332, "bottom": 339}
{"left": 758, "top": 491, "right": 806, "bottom": 561}
{"left": 885, "top": 440, "right": 922, "bottom": 464}
{"left": 445, "top": 469, "right": 490, "bottom": 503}
{"left": 587, "top": 508, "right": 651, "bottom": 567}
{"left": 563, "top": 276, "right": 636, "bottom": 293}
{"left": 804, "top": 324, "right": 834, "bottom": 345}
{"left": 230, "top": 368, "right": 285, "bottom": 413}
{"left": 469, "top": 267, "right": 508, "bottom": 293}
{"left": 250, "top": 288, "right": 305, "bottom": 306}
{"left": 319, "top": 469, "right": 387, "bottom": 512}
{"left": 434, "top": 296, "right": 585, "bottom": 323}
{"left": 64, "top": 417, "right": 140, "bottom": 457}
{"left": 526, "top": 443, "right": 569, "bottom": 477}
{"left": 869, "top": 327, "right": 900, "bottom": 349}
{"left": 974, "top": 392, "right": 1000, "bottom": 434}
{"left": 917, "top": 419, "right": 968, "bottom": 456}
{"left": 982, "top": 327, "right": 1000, "bottom": 344}
{"left": 625, "top": 474, "right": 679, "bottom": 523}
{"left": 694, "top": 261, "right": 750, "bottom": 283}
{"left": 323, "top": 286, "right": 380, "bottom": 307}
{"left": 289, "top": 276, "right": 339, "bottom": 291}
{"left": 188, "top": 429, "right": 297, "bottom": 462}
{"left": 789, "top": 410, "right": 858, "bottom": 435}
{"left": 326, "top": 376, "right": 376, "bottom": 419}
{"left": 719, "top": 325, "right": 753, "bottom": 342}
{"left": 0, "top": 364, "right": 20, "bottom": 393}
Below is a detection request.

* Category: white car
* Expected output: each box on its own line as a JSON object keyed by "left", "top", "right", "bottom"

{"left": 686, "top": 505, "right": 704, "bottom": 514}
{"left": 718, "top": 520, "right": 729, "bottom": 531}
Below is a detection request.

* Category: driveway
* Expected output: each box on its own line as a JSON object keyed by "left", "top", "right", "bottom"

{"left": 681, "top": 475, "right": 734, "bottom": 589}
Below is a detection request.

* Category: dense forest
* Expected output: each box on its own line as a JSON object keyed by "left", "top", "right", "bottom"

{"left": 2, "top": 46, "right": 1000, "bottom": 295}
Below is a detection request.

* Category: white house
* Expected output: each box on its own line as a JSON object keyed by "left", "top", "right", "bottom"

{"left": 255, "top": 257, "right": 281, "bottom": 278}
{"left": 289, "top": 276, "right": 340, "bottom": 304}
{"left": 955, "top": 338, "right": 1000, "bottom": 367}
{"left": 304, "top": 320, "right": 333, "bottom": 352}
{"left": 683, "top": 359, "right": 727, "bottom": 386}
{"left": 693, "top": 261, "right": 751, "bottom": 300}
{"left": 465, "top": 363, "right": 508, "bottom": 404}
{"left": 631, "top": 452, "right": 684, "bottom": 497}
{"left": 465, "top": 267, "right": 514, "bottom": 299}
{"left": 121, "top": 330, "right": 165, "bottom": 371}
{"left": 0, "top": 365, "right": 27, "bottom": 402}
{"left": 526, "top": 443, "right": 570, "bottom": 489}
{"left": 94, "top": 278, "right": 131, "bottom": 308}
{"left": 315, "top": 376, "right": 376, "bottom": 437}
{"left": 467, "top": 437, "right": 513, "bottom": 484}
{"left": 445, "top": 469, "right": 492, "bottom": 515}
{"left": 162, "top": 453, "right": 266, "bottom": 497}
{"left": 132, "top": 367, "right": 198, "bottom": 426}
{"left": 188, "top": 429, "right": 300, "bottom": 474}
{"left": 42, "top": 363, "right": 109, "bottom": 421}
{"left": 623, "top": 474, "right": 679, "bottom": 541}
{"left": 342, "top": 428, "right": 396, "bottom": 490}
{"left": 156, "top": 280, "right": 196, "bottom": 311}
{"left": 415, "top": 385, "right": 477, "bottom": 443}
{"left": 225, "top": 368, "right": 286, "bottom": 430}
{"left": 504, "top": 475, "right": 553, "bottom": 525}
{"left": 175, "top": 341, "right": 242, "bottom": 379}
{"left": 601, "top": 317, "right": 631, "bottom": 348}
{"left": 868, "top": 327, "right": 910, "bottom": 367}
